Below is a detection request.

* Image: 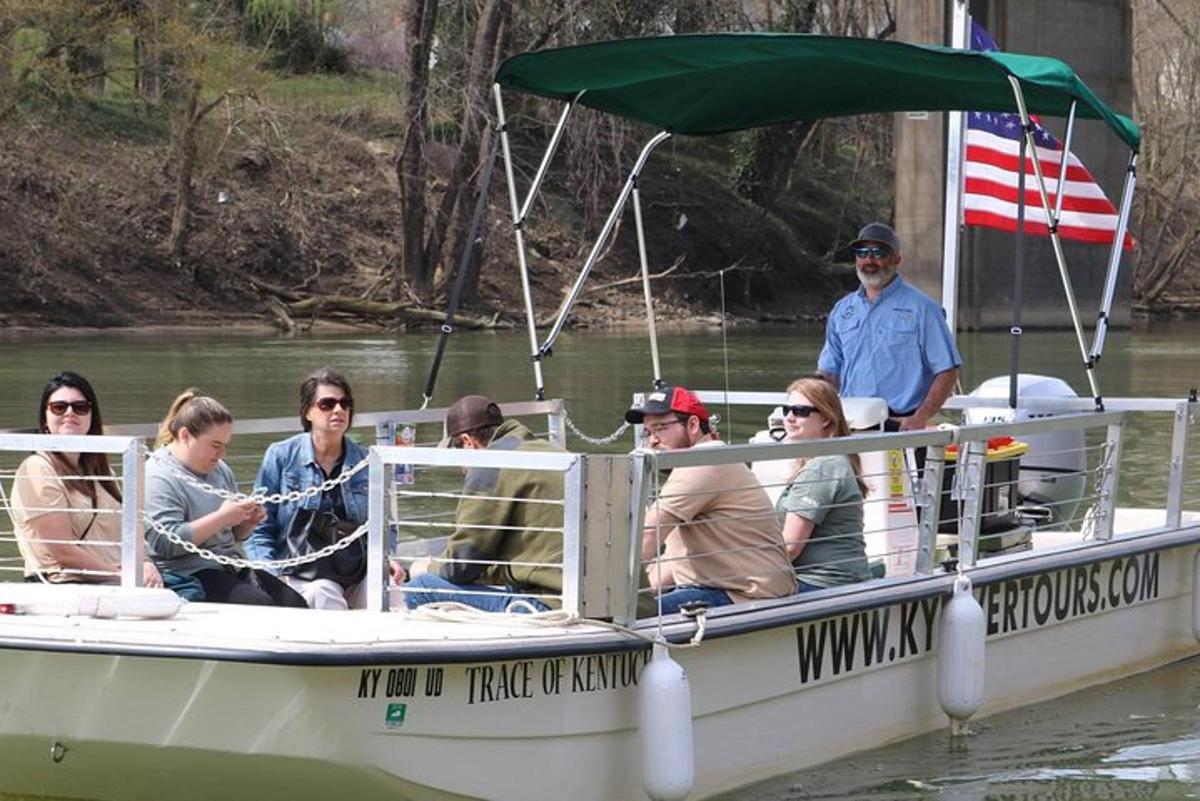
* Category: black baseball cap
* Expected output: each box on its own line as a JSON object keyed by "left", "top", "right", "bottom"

{"left": 849, "top": 222, "right": 901, "bottom": 253}
{"left": 624, "top": 386, "right": 710, "bottom": 425}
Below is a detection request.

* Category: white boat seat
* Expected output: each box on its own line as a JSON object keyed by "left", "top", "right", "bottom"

{"left": 840, "top": 397, "right": 889, "bottom": 431}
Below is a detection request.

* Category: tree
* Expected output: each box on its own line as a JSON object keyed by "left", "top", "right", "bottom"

{"left": 423, "top": 0, "right": 508, "bottom": 303}
{"left": 0, "top": 0, "right": 116, "bottom": 119}
{"left": 128, "top": 1, "right": 257, "bottom": 263}
{"left": 1131, "top": 0, "right": 1200, "bottom": 307}
{"left": 394, "top": 0, "right": 438, "bottom": 297}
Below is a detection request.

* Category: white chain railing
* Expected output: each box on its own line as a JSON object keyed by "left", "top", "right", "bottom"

{"left": 563, "top": 411, "right": 630, "bottom": 446}
{"left": 142, "top": 513, "right": 368, "bottom": 572}
{"left": 145, "top": 447, "right": 369, "bottom": 505}
{"left": 142, "top": 448, "right": 372, "bottom": 571}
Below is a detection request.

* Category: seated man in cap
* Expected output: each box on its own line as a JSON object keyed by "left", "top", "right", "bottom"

{"left": 817, "top": 221, "right": 961, "bottom": 432}
{"left": 402, "top": 395, "right": 564, "bottom": 613}
{"left": 628, "top": 386, "right": 796, "bottom": 615}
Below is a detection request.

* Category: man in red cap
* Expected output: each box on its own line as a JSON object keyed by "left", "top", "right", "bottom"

{"left": 625, "top": 386, "right": 796, "bottom": 615}
{"left": 402, "top": 395, "right": 564, "bottom": 612}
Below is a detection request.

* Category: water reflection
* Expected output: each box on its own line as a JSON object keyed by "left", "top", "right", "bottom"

{"left": 720, "top": 656, "right": 1200, "bottom": 800}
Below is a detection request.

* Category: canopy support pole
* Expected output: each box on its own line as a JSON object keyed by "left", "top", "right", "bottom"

{"left": 538, "top": 130, "right": 672, "bottom": 362}
{"left": 1007, "top": 76, "right": 1101, "bottom": 408}
{"left": 495, "top": 84, "right": 575, "bottom": 399}
{"left": 632, "top": 183, "right": 664, "bottom": 387}
{"left": 941, "top": 0, "right": 971, "bottom": 337}
{"left": 1089, "top": 153, "right": 1137, "bottom": 364}
{"left": 518, "top": 90, "right": 584, "bottom": 224}
{"left": 1053, "top": 101, "right": 1078, "bottom": 223}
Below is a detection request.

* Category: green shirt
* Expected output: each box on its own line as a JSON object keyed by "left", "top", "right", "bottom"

{"left": 435, "top": 419, "right": 565, "bottom": 604}
{"left": 775, "top": 454, "right": 870, "bottom": 587}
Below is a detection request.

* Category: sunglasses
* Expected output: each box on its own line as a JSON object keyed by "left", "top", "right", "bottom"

{"left": 47, "top": 400, "right": 93, "bottom": 416}
{"left": 853, "top": 245, "right": 891, "bottom": 259}
{"left": 315, "top": 396, "right": 353, "bottom": 412}
{"left": 782, "top": 404, "right": 817, "bottom": 418}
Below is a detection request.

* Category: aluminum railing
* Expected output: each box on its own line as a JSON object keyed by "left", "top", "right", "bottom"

{"left": 369, "top": 444, "right": 584, "bottom": 614}
{"left": 0, "top": 434, "right": 144, "bottom": 586}
{"left": 1, "top": 394, "right": 1195, "bottom": 624}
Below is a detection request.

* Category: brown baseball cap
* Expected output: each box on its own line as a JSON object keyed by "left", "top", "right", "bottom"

{"left": 444, "top": 394, "right": 504, "bottom": 439}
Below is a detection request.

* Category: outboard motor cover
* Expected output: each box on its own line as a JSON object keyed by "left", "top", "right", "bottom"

{"left": 964, "top": 374, "right": 1086, "bottom": 526}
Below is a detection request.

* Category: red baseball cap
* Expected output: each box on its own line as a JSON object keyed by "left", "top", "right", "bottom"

{"left": 624, "top": 386, "right": 710, "bottom": 424}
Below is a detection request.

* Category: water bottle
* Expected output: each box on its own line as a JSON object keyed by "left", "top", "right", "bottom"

{"left": 395, "top": 425, "right": 415, "bottom": 485}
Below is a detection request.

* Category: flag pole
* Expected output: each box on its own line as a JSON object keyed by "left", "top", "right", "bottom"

{"left": 941, "top": 0, "right": 971, "bottom": 338}
{"left": 1009, "top": 114, "right": 1027, "bottom": 412}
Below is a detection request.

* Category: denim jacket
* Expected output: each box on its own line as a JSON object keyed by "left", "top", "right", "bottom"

{"left": 246, "top": 432, "right": 370, "bottom": 572}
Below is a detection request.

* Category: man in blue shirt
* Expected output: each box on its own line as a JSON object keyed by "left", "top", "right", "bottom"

{"left": 817, "top": 222, "right": 961, "bottom": 431}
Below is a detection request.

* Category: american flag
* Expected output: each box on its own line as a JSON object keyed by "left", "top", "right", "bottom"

{"left": 963, "top": 22, "right": 1132, "bottom": 249}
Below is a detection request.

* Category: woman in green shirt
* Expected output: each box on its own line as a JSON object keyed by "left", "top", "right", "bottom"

{"left": 776, "top": 376, "right": 872, "bottom": 591}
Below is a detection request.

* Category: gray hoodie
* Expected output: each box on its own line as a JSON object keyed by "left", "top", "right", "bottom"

{"left": 145, "top": 446, "right": 244, "bottom": 576}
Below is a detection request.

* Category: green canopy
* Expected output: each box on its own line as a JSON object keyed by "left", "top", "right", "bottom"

{"left": 495, "top": 33, "right": 1140, "bottom": 151}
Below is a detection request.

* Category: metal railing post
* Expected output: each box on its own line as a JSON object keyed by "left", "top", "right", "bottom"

{"left": 957, "top": 439, "right": 987, "bottom": 569}
{"left": 367, "top": 448, "right": 389, "bottom": 611}
{"left": 915, "top": 444, "right": 946, "bottom": 574}
{"left": 547, "top": 399, "right": 567, "bottom": 450}
{"left": 1166, "top": 401, "right": 1195, "bottom": 529}
{"left": 1093, "top": 420, "right": 1125, "bottom": 541}
{"left": 560, "top": 456, "right": 586, "bottom": 616}
{"left": 120, "top": 438, "right": 144, "bottom": 587}
{"left": 623, "top": 449, "right": 654, "bottom": 625}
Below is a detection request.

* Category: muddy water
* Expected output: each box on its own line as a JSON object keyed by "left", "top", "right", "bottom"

{"left": 0, "top": 321, "right": 1198, "bottom": 801}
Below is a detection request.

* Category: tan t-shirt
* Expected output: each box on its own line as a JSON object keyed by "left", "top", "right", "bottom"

{"left": 651, "top": 442, "right": 796, "bottom": 602}
{"left": 10, "top": 453, "right": 122, "bottom": 583}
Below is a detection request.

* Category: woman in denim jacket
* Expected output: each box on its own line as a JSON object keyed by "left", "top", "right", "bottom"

{"left": 247, "top": 367, "right": 370, "bottom": 610}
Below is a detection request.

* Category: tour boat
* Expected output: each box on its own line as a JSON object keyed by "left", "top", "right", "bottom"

{"left": 1, "top": 23, "right": 1197, "bottom": 801}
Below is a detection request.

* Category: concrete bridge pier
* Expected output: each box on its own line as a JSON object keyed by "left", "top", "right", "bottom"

{"left": 895, "top": 0, "right": 1134, "bottom": 331}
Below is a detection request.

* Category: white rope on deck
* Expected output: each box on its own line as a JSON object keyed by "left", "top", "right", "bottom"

{"left": 410, "top": 601, "right": 709, "bottom": 648}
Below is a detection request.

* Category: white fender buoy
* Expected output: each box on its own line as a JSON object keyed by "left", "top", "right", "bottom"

{"left": 639, "top": 643, "right": 694, "bottom": 801}
{"left": 938, "top": 575, "right": 986, "bottom": 735}
{"left": 81, "top": 588, "right": 183, "bottom": 620}
{"left": 0, "top": 586, "right": 183, "bottom": 620}
{"left": 1192, "top": 550, "right": 1200, "bottom": 642}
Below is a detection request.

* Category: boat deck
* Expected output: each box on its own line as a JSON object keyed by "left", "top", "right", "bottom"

{"left": 1, "top": 508, "right": 1195, "bottom": 664}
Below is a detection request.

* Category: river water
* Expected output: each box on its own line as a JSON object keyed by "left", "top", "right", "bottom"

{"left": 0, "top": 321, "right": 1198, "bottom": 800}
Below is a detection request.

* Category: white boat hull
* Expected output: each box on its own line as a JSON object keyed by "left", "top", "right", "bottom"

{"left": 2, "top": 526, "right": 1196, "bottom": 801}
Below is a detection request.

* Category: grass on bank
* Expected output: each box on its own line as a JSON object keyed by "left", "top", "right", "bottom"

{"left": 5, "top": 26, "right": 403, "bottom": 142}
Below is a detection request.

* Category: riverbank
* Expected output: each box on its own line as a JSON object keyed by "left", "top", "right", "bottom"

{"left": 0, "top": 103, "right": 850, "bottom": 335}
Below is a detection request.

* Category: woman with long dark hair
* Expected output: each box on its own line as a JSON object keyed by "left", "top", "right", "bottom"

{"left": 10, "top": 372, "right": 162, "bottom": 586}
{"left": 145, "top": 389, "right": 306, "bottom": 607}
{"left": 776, "top": 376, "right": 872, "bottom": 592}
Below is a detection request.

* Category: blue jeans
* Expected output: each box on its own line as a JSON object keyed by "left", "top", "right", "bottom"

{"left": 654, "top": 586, "right": 733, "bottom": 616}
{"left": 403, "top": 573, "right": 549, "bottom": 613}
{"left": 796, "top": 578, "right": 828, "bottom": 593}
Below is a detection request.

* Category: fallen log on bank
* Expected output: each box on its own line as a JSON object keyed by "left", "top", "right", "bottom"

{"left": 285, "top": 295, "right": 504, "bottom": 329}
